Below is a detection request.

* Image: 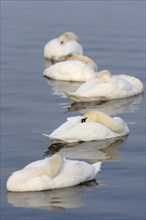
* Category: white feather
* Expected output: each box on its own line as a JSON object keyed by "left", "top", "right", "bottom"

{"left": 7, "top": 154, "right": 101, "bottom": 192}
{"left": 65, "top": 70, "right": 143, "bottom": 101}
{"left": 43, "top": 111, "right": 129, "bottom": 143}
{"left": 43, "top": 60, "right": 98, "bottom": 82}
{"left": 44, "top": 32, "right": 83, "bottom": 60}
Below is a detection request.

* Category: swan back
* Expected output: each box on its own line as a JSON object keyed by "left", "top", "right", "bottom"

{"left": 67, "top": 55, "right": 97, "bottom": 71}
{"left": 119, "top": 74, "right": 144, "bottom": 95}
{"left": 43, "top": 60, "right": 97, "bottom": 82}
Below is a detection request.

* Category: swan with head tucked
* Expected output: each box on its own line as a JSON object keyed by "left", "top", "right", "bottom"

{"left": 64, "top": 70, "right": 144, "bottom": 101}
{"left": 6, "top": 154, "right": 102, "bottom": 192}
{"left": 43, "top": 111, "right": 129, "bottom": 143}
{"left": 43, "top": 55, "right": 98, "bottom": 82}
{"left": 44, "top": 32, "right": 83, "bottom": 61}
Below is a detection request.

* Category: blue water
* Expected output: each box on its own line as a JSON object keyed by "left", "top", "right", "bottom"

{"left": 1, "top": 1, "right": 145, "bottom": 220}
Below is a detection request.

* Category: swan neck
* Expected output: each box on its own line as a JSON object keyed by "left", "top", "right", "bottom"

{"left": 67, "top": 55, "right": 97, "bottom": 70}
{"left": 85, "top": 112, "right": 124, "bottom": 133}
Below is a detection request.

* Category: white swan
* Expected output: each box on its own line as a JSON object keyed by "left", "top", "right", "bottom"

{"left": 44, "top": 32, "right": 83, "bottom": 61}
{"left": 43, "top": 111, "right": 129, "bottom": 143}
{"left": 6, "top": 154, "right": 101, "bottom": 192}
{"left": 64, "top": 70, "right": 144, "bottom": 101}
{"left": 43, "top": 55, "right": 98, "bottom": 82}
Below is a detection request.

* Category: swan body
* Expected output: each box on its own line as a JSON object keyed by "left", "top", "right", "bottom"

{"left": 43, "top": 111, "right": 129, "bottom": 143}
{"left": 43, "top": 55, "right": 98, "bottom": 82}
{"left": 64, "top": 70, "right": 144, "bottom": 101}
{"left": 44, "top": 32, "right": 83, "bottom": 61}
{"left": 7, "top": 154, "right": 101, "bottom": 192}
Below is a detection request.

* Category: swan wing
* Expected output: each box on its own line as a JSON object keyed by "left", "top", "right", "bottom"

{"left": 54, "top": 160, "right": 100, "bottom": 187}
{"left": 43, "top": 61, "right": 97, "bottom": 82}
{"left": 44, "top": 120, "right": 128, "bottom": 143}
{"left": 119, "top": 74, "right": 143, "bottom": 94}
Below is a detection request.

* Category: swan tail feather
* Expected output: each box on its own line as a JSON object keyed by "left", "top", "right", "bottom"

{"left": 42, "top": 133, "right": 51, "bottom": 139}
{"left": 64, "top": 91, "right": 87, "bottom": 102}
{"left": 93, "top": 162, "right": 102, "bottom": 174}
{"left": 64, "top": 91, "right": 79, "bottom": 101}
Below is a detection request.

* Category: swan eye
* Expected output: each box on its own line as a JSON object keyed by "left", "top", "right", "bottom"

{"left": 81, "top": 117, "right": 87, "bottom": 123}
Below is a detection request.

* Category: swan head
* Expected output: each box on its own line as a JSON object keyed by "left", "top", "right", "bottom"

{"left": 59, "top": 32, "right": 80, "bottom": 44}
{"left": 98, "top": 70, "right": 112, "bottom": 82}
{"left": 82, "top": 111, "right": 102, "bottom": 123}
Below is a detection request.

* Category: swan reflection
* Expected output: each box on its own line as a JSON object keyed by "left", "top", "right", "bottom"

{"left": 43, "top": 76, "right": 82, "bottom": 97}
{"left": 7, "top": 180, "right": 99, "bottom": 211}
{"left": 67, "top": 94, "right": 144, "bottom": 115}
{"left": 44, "top": 136, "right": 128, "bottom": 163}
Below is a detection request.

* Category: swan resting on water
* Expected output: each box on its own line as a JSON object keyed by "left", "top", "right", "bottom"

{"left": 43, "top": 111, "right": 129, "bottom": 143}
{"left": 44, "top": 32, "right": 83, "bottom": 61}
{"left": 43, "top": 55, "right": 98, "bottom": 82}
{"left": 64, "top": 70, "right": 144, "bottom": 101}
{"left": 6, "top": 154, "right": 101, "bottom": 192}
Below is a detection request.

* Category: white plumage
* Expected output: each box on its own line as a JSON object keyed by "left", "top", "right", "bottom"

{"left": 43, "top": 111, "right": 129, "bottom": 143}
{"left": 43, "top": 59, "right": 98, "bottom": 82}
{"left": 64, "top": 70, "right": 144, "bottom": 102}
{"left": 7, "top": 154, "right": 101, "bottom": 192}
{"left": 44, "top": 32, "right": 83, "bottom": 61}
{"left": 43, "top": 55, "right": 97, "bottom": 82}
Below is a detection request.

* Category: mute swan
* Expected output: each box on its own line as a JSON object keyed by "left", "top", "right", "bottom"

{"left": 44, "top": 32, "right": 83, "bottom": 61}
{"left": 64, "top": 70, "right": 144, "bottom": 101}
{"left": 6, "top": 154, "right": 101, "bottom": 192}
{"left": 43, "top": 111, "right": 129, "bottom": 143}
{"left": 43, "top": 55, "right": 98, "bottom": 82}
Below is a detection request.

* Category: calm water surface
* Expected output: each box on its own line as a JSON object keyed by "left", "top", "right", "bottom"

{"left": 1, "top": 1, "right": 145, "bottom": 220}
